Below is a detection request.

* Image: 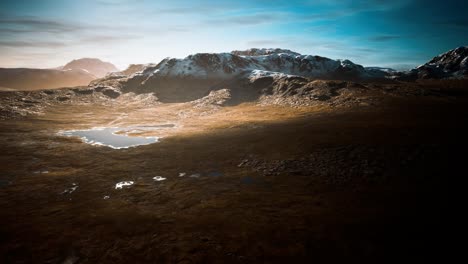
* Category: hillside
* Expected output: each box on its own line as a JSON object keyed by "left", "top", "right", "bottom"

{"left": 0, "top": 68, "right": 96, "bottom": 90}
{"left": 394, "top": 46, "right": 468, "bottom": 80}
{"left": 0, "top": 58, "right": 119, "bottom": 90}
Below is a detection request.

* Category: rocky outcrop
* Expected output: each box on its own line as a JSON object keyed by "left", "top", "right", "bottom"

{"left": 117, "top": 64, "right": 151, "bottom": 76}
{"left": 191, "top": 89, "right": 231, "bottom": 107}
{"left": 87, "top": 47, "right": 468, "bottom": 105}
{"left": 101, "top": 86, "right": 121, "bottom": 98}
{"left": 90, "top": 48, "right": 390, "bottom": 103}
{"left": 393, "top": 46, "right": 468, "bottom": 80}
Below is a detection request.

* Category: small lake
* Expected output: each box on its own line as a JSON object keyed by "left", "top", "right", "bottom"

{"left": 59, "top": 125, "right": 172, "bottom": 149}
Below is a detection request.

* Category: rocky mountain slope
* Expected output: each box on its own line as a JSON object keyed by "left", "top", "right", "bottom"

{"left": 3, "top": 47, "right": 468, "bottom": 119}
{"left": 88, "top": 47, "right": 468, "bottom": 103}
{"left": 62, "top": 58, "right": 119, "bottom": 78}
{"left": 2, "top": 47, "right": 466, "bottom": 107}
{"left": 132, "top": 48, "right": 386, "bottom": 80}
{"left": 91, "top": 48, "right": 391, "bottom": 102}
{"left": 394, "top": 46, "right": 468, "bottom": 80}
{"left": 116, "top": 64, "right": 152, "bottom": 76}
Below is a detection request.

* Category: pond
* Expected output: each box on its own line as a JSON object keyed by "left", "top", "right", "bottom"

{"left": 59, "top": 126, "right": 170, "bottom": 149}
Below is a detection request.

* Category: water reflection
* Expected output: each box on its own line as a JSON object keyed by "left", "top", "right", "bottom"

{"left": 59, "top": 126, "right": 170, "bottom": 149}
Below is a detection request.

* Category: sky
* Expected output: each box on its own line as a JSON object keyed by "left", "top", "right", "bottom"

{"left": 0, "top": 0, "right": 467, "bottom": 70}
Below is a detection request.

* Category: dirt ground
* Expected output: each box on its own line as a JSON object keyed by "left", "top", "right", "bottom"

{"left": 0, "top": 88, "right": 467, "bottom": 263}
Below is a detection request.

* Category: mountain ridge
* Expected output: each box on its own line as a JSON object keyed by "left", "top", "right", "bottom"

{"left": 90, "top": 48, "right": 390, "bottom": 102}
{"left": 62, "top": 58, "right": 119, "bottom": 78}
{"left": 88, "top": 46, "right": 467, "bottom": 103}
{"left": 129, "top": 48, "right": 385, "bottom": 80}
{"left": 0, "top": 58, "right": 119, "bottom": 90}
{"left": 394, "top": 46, "right": 468, "bottom": 80}
{"left": 0, "top": 68, "right": 96, "bottom": 90}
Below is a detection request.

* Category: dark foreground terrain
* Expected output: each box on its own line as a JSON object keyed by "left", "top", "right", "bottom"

{"left": 0, "top": 82, "right": 467, "bottom": 263}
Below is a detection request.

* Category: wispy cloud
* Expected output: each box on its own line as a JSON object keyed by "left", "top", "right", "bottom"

{"left": 304, "top": 25, "right": 337, "bottom": 33}
{"left": 246, "top": 39, "right": 289, "bottom": 47}
{"left": 0, "top": 15, "right": 84, "bottom": 33}
{"left": 157, "top": 6, "right": 227, "bottom": 14}
{"left": 435, "top": 19, "right": 468, "bottom": 29}
{"left": 0, "top": 40, "right": 66, "bottom": 48}
{"left": 303, "top": 0, "right": 414, "bottom": 22}
{"left": 313, "top": 0, "right": 414, "bottom": 11}
{"left": 368, "top": 35, "right": 402, "bottom": 42}
{"left": 0, "top": 28, "right": 34, "bottom": 34}
{"left": 0, "top": 14, "right": 125, "bottom": 37}
{"left": 113, "top": 1, "right": 239, "bottom": 18}
{"left": 96, "top": 0, "right": 144, "bottom": 6}
{"left": 206, "top": 13, "right": 284, "bottom": 26}
{"left": 78, "top": 35, "right": 140, "bottom": 44}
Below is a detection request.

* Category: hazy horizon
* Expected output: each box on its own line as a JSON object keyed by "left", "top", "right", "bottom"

{"left": 1, "top": 0, "right": 466, "bottom": 70}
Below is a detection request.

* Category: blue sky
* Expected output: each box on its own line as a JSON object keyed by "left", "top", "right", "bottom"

{"left": 0, "top": 0, "right": 466, "bottom": 69}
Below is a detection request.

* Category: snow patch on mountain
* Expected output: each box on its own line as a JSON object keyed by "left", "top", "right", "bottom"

{"left": 127, "top": 49, "right": 384, "bottom": 81}
{"left": 393, "top": 46, "right": 468, "bottom": 80}
{"left": 247, "top": 69, "right": 295, "bottom": 81}
{"left": 423, "top": 46, "right": 468, "bottom": 78}
{"left": 232, "top": 48, "right": 301, "bottom": 57}
{"left": 144, "top": 53, "right": 261, "bottom": 78}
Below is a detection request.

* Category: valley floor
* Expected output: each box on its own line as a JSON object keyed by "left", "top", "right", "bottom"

{"left": 0, "top": 88, "right": 467, "bottom": 263}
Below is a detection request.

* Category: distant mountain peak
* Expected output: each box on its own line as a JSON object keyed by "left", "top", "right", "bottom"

{"left": 63, "top": 58, "right": 119, "bottom": 78}
{"left": 67, "top": 58, "right": 106, "bottom": 63}
{"left": 395, "top": 46, "right": 468, "bottom": 80}
{"left": 128, "top": 49, "right": 378, "bottom": 80}
{"left": 425, "top": 46, "right": 468, "bottom": 69}
{"left": 231, "top": 48, "right": 302, "bottom": 56}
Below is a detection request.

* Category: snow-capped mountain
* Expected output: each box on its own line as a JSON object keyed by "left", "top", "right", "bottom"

{"left": 127, "top": 48, "right": 386, "bottom": 82}
{"left": 394, "top": 46, "right": 468, "bottom": 80}
{"left": 90, "top": 46, "right": 468, "bottom": 102}
{"left": 90, "top": 48, "right": 390, "bottom": 102}
{"left": 62, "top": 58, "right": 119, "bottom": 78}
{"left": 118, "top": 64, "right": 153, "bottom": 76}
{"left": 231, "top": 48, "right": 301, "bottom": 56}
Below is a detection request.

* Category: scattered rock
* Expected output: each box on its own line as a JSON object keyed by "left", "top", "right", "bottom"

{"left": 43, "top": 90, "right": 55, "bottom": 95}
{"left": 101, "top": 87, "right": 121, "bottom": 98}
{"left": 73, "top": 87, "right": 94, "bottom": 95}
{"left": 238, "top": 159, "right": 249, "bottom": 167}
{"left": 191, "top": 89, "right": 231, "bottom": 107}
{"left": 115, "top": 181, "right": 134, "bottom": 189}
{"left": 236, "top": 145, "right": 434, "bottom": 184}
{"left": 61, "top": 183, "right": 78, "bottom": 194}
{"left": 57, "top": 96, "right": 71, "bottom": 101}
{"left": 153, "top": 176, "right": 166, "bottom": 181}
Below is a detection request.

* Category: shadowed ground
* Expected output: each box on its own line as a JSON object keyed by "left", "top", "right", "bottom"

{"left": 0, "top": 87, "right": 466, "bottom": 263}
